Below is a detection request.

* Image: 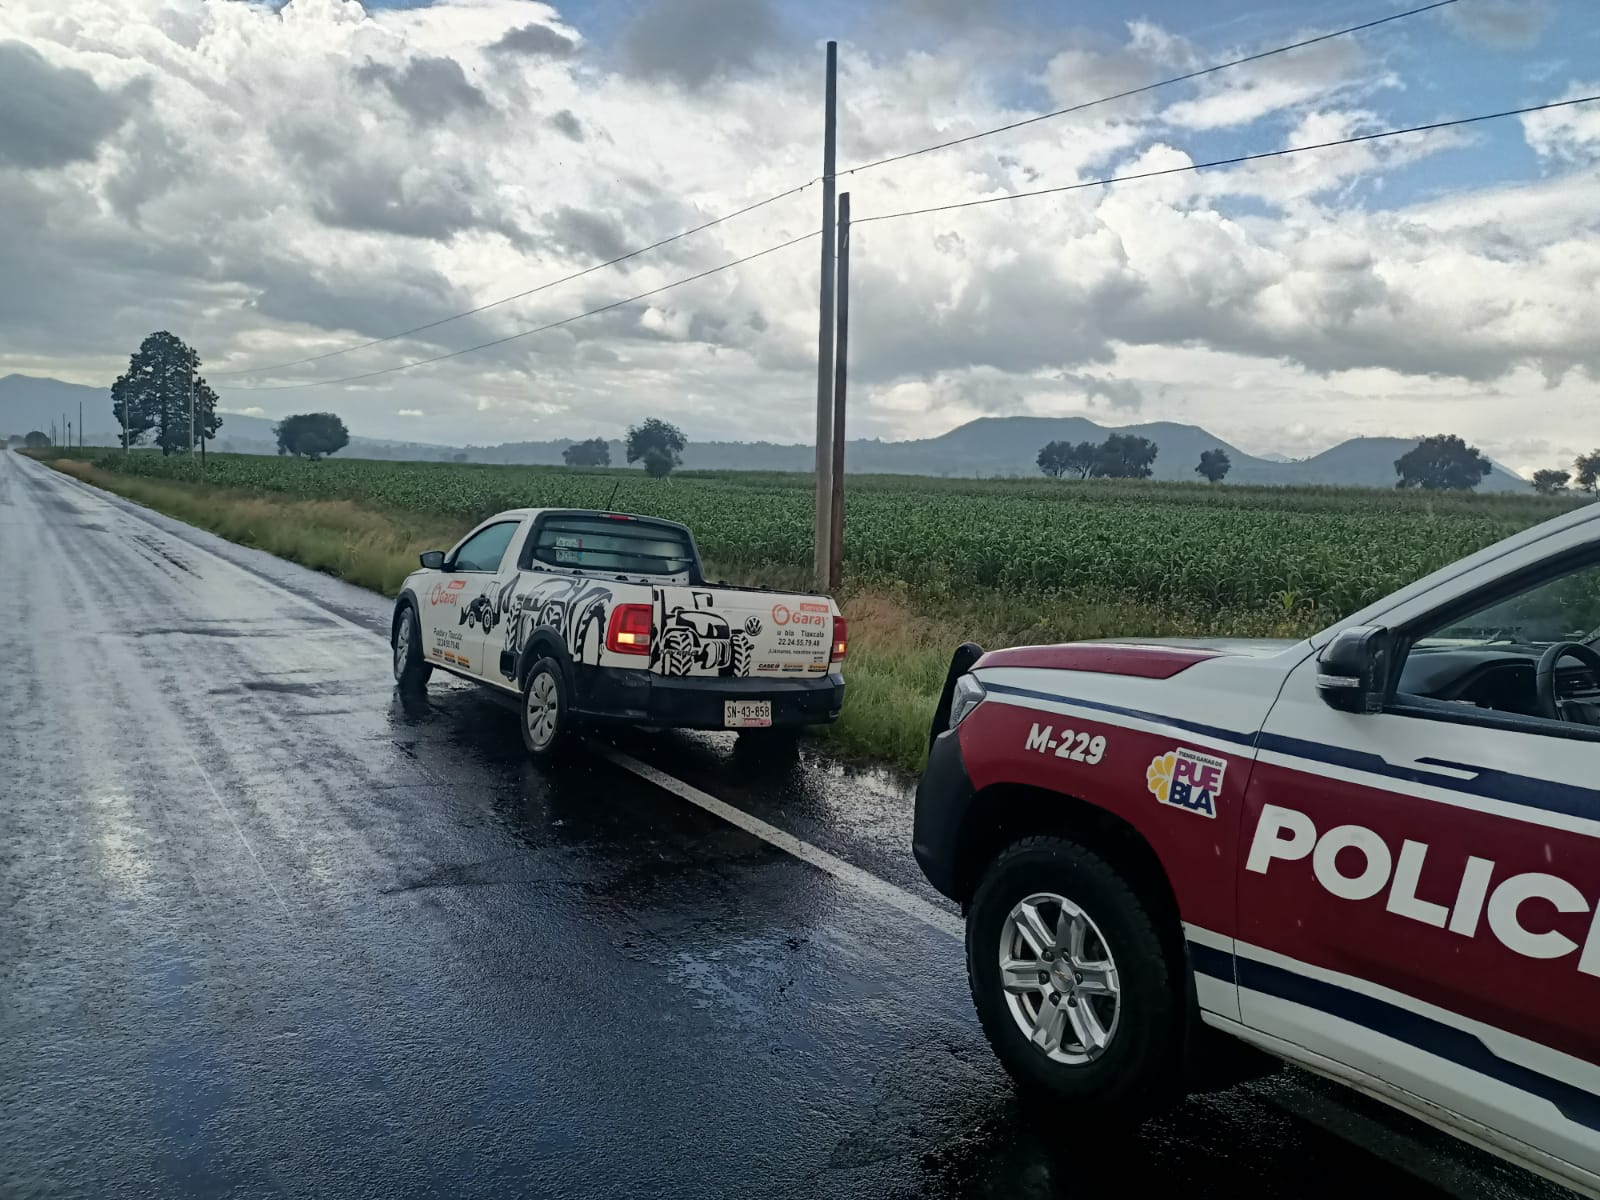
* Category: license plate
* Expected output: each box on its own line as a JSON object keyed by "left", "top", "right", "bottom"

{"left": 724, "top": 700, "right": 772, "bottom": 728}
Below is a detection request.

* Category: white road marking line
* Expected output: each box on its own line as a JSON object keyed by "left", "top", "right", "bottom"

{"left": 600, "top": 746, "right": 964, "bottom": 940}
{"left": 185, "top": 746, "right": 298, "bottom": 926}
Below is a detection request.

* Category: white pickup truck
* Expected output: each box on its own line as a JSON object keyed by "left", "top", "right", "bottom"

{"left": 391, "top": 508, "right": 846, "bottom": 756}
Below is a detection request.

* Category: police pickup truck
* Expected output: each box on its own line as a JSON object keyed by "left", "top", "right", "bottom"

{"left": 391, "top": 509, "right": 845, "bottom": 755}
{"left": 915, "top": 500, "right": 1600, "bottom": 1195}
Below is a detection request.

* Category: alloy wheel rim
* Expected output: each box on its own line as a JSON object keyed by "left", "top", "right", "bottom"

{"left": 526, "top": 672, "right": 558, "bottom": 749}
{"left": 395, "top": 611, "right": 412, "bottom": 678}
{"left": 998, "top": 891, "right": 1121, "bottom": 1065}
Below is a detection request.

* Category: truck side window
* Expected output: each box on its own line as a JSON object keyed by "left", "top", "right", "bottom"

{"left": 450, "top": 522, "right": 520, "bottom": 573}
{"left": 1393, "top": 556, "right": 1600, "bottom": 733}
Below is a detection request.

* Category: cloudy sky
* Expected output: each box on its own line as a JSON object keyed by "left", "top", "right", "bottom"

{"left": 1, "top": 0, "right": 1596, "bottom": 470}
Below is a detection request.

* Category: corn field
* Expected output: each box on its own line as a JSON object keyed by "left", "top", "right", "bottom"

{"left": 89, "top": 450, "right": 1577, "bottom": 624}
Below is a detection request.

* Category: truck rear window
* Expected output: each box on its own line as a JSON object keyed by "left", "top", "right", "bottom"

{"left": 528, "top": 515, "right": 698, "bottom": 578}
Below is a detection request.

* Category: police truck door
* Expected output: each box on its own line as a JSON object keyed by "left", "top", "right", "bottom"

{"left": 1237, "top": 550, "right": 1600, "bottom": 1181}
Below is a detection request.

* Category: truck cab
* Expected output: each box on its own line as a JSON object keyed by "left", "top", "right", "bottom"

{"left": 914, "top": 501, "right": 1600, "bottom": 1197}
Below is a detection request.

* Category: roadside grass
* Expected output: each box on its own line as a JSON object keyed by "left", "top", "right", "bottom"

{"left": 44, "top": 458, "right": 457, "bottom": 595}
{"left": 36, "top": 454, "right": 1326, "bottom": 773}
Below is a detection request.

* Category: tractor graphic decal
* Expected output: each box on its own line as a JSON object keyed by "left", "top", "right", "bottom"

{"left": 459, "top": 593, "right": 498, "bottom": 633}
{"left": 655, "top": 591, "right": 754, "bottom": 679}
{"left": 493, "top": 574, "right": 615, "bottom": 681}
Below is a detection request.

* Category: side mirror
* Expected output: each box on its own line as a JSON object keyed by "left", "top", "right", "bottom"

{"left": 1317, "top": 626, "right": 1391, "bottom": 714}
{"left": 419, "top": 550, "right": 446, "bottom": 570}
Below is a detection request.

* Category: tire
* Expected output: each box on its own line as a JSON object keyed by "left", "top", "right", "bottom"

{"left": 393, "top": 603, "right": 432, "bottom": 692}
{"left": 520, "top": 657, "right": 571, "bottom": 759}
{"left": 965, "top": 835, "right": 1184, "bottom": 1122}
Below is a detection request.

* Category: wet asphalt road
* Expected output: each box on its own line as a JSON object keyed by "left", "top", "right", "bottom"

{"left": 0, "top": 449, "right": 1569, "bottom": 1200}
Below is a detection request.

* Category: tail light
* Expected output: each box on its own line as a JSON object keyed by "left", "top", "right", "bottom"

{"left": 606, "top": 604, "right": 653, "bottom": 655}
{"left": 831, "top": 617, "right": 848, "bottom": 663}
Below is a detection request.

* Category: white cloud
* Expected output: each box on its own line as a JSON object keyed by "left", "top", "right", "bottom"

{"left": 1161, "top": 36, "right": 1382, "bottom": 131}
{"left": 1522, "top": 82, "right": 1600, "bottom": 162}
{"left": 0, "top": 0, "right": 1594, "bottom": 473}
{"left": 1443, "top": 0, "right": 1553, "bottom": 50}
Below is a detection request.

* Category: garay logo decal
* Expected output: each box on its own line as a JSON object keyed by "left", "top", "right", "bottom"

{"left": 429, "top": 579, "right": 467, "bottom": 606}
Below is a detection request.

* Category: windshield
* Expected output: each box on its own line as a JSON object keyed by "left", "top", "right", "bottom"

{"left": 529, "top": 514, "right": 699, "bottom": 579}
{"left": 1414, "top": 561, "right": 1600, "bottom": 650}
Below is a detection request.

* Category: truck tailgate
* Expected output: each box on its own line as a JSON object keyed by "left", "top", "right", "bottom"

{"left": 654, "top": 587, "right": 837, "bottom": 680}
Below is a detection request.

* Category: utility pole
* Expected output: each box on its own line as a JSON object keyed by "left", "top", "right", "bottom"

{"left": 189, "top": 353, "right": 196, "bottom": 477}
{"left": 78, "top": 401, "right": 82, "bottom": 449}
{"left": 812, "top": 39, "right": 838, "bottom": 592}
{"left": 828, "top": 192, "right": 850, "bottom": 592}
{"left": 121, "top": 384, "right": 129, "bottom": 452}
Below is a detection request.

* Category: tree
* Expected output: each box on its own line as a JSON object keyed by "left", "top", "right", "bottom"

{"left": 1575, "top": 450, "right": 1600, "bottom": 495}
{"left": 1394, "top": 434, "right": 1491, "bottom": 491}
{"left": 111, "top": 331, "right": 222, "bottom": 456}
{"left": 110, "top": 372, "right": 155, "bottom": 448}
{"left": 1195, "top": 448, "right": 1232, "bottom": 483}
{"left": 1038, "top": 440, "right": 1098, "bottom": 479}
{"left": 23, "top": 430, "right": 48, "bottom": 449}
{"left": 1532, "top": 468, "right": 1571, "bottom": 495}
{"left": 1093, "top": 433, "right": 1159, "bottom": 479}
{"left": 563, "top": 437, "right": 612, "bottom": 468}
{"left": 1061, "top": 440, "right": 1099, "bottom": 479}
{"left": 626, "top": 418, "right": 686, "bottom": 479}
{"left": 275, "top": 413, "right": 350, "bottom": 460}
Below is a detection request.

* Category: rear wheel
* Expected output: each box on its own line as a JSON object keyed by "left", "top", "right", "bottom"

{"left": 520, "top": 657, "right": 571, "bottom": 759}
{"left": 393, "top": 604, "right": 432, "bottom": 692}
{"left": 966, "top": 835, "right": 1184, "bottom": 1121}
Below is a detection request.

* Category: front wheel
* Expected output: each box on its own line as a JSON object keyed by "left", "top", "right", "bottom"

{"left": 520, "top": 657, "right": 572, "bottom": 759}
{"left": 966, "top": 835, "right": 1184, "bottom": 1122}
{"left": 393, "top": 604, "right": 432, "bottom": 692}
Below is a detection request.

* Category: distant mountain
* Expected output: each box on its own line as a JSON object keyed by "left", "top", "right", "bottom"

{"left": 473, "top": 418, "right": 1527, "bottom": 492}
{"left": 0, "top": 374, "right": 453, "bottom": 459}
{"left": 2, "top": 374, "right": 1528, "bottom": 492}
{"left": 1293, "top": 436, "right": 1529, "bottom": 492}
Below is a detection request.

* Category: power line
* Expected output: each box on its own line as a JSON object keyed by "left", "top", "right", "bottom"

{"left": 839, "top": 0, "right": 1461, "bottom": 176}
{"left": 211, "top": 180, "right": 818, "bottom": 378}
{"left": 856, "top": 94, "right": 1600, "bottom": 225}
{"left": 219, "top": 94, "right": 1599, "bottom": 392}
{"left": 212, "top": 0, "right": 1450, "bottom": 380}
{"left": 216, "top": 231, "right": 820, "bottom": 391}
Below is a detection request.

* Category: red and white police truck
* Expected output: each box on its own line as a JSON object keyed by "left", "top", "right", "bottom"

{"left": 915, "top": 500, "right": 1600, "bottom": 1195}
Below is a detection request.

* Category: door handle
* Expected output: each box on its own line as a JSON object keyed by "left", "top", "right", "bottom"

{"left": 1396, "top": 756, "right": 1481, "bottom": 781}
